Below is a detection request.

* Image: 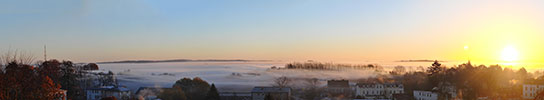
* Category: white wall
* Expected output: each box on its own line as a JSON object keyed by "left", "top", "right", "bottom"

{"left": 355, "top": 84, "right": 404, "bottom": 98}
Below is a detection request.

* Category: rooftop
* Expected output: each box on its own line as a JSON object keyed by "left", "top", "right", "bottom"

{"left": 327, "top": 80, "right": 350, "bottom": 87}
{"left": 251, "top": 87, "right": 291, "bottom": 93}
{"left": 356, "top": 82, "right": 403, "bottom": 88}
{"left": 219, "top": 92, "right": 252, "bottom": 96}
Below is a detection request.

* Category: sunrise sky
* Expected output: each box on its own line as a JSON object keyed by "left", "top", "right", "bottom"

{"left": 1, "top": 0, "right": 543, "bottom": 64}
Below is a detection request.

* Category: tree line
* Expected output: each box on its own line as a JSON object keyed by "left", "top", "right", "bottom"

{"left": 398, "top": 61, "right": 541, "bottom": 99}
{"left": 285, "top": 62, "right": 381, "bottom": 70}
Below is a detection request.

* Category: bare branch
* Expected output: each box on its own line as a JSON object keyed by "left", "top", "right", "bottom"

{"left": 1, "top": 49, "right": 35, "bottom": 65}
{"left": 274, "top": 76, "right": 291, "bottom": 88}
{"left": 305, "top": 78, "right": 320, "bottom": 89}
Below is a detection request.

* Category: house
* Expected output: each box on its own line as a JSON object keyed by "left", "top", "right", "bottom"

{"left": 355, "top": 83, "right": 404, "bottom": 99}
{"left": 251, "top": 86, "right": 291, "bottom": 100}
{"left": 413, "top": 90, "right": 438, "bottom": 100}
{"left": 135, "top": 87, "right": 174, "bottom": 100}
{"left": 86, "top": 86, "right": 131, "bottom": 100}
{"left": 220, "top": 92, "right": 252, "bottom": 100}
{"left": 523, "top": 84, "right": 544, "bottom": 99}
{"left": 327, "top": 80, "right": 354, "bottom": 98}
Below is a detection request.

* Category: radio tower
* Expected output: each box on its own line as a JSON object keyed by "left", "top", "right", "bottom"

{"left": 44, "top": 45, "right": 47, "bottom": 61}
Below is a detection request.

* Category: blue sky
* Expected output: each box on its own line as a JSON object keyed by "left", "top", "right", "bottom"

{"left": 1, "top": 0, "right": 544, "bottom": 63}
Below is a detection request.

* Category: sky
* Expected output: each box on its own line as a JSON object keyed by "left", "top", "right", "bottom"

{"left": 1, "top": 0, "right": 544, "bottom": 64}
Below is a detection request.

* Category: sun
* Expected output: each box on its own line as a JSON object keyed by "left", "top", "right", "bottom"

{"left": 501, "top": 46, "right": 519, "bottom": 62}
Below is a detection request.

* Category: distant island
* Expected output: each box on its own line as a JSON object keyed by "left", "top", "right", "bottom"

{"left": 98, "top": 59, "right": 273, "bottom": 64}
{"left": 396, "top": 60, "right": 446, "bottom": 62}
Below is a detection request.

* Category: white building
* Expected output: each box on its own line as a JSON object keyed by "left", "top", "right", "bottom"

{"left": 523, "top": 84, "right": 544, "bottom": 99}
{"left": 135, "top": 87, "right": 174, "bottom": 100}
{"left": 86, "top": 86, "right": 131, "bottom": 100}
{"left": 413, "top": 90, "right": 438, "bottom": 100}
{"left": 355, "top": 83, "right": 404, "bottom": 99}
{"left": 251, "top": 87, "right": 291, "bottom": 100}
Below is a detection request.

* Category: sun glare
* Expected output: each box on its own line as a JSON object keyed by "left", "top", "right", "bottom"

{"left": 501, "top": 46, "right": 519, "bottom": 62}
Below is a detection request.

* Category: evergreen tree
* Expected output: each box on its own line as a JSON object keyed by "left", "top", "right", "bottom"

{"left": 427, "top": 60, "right": 445, "bottom": 89}
{"left": 206, "top": 84, "right": 220, "bottom": 100}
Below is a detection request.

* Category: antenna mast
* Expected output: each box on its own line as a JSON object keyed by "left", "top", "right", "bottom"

{"left": 44, "top": 45, "right": 47, "bottom": 61}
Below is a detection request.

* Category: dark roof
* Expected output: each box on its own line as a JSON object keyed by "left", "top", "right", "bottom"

{"left": 251, "top": 87, "right": 291, "bottom": 93}
{"left": 219, "top": 92, "right": 252, "bottom": 96}
{"left": 356, "top": 82, "right": 403, "bottom": 88}
{"left": 327, "top": 80, "right": 349, "bottom": 87}
{"left": 393, "top": 94, "right": 411, "bottom": 100}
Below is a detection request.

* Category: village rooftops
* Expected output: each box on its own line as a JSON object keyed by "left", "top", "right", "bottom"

{"left": 135, "top": 87, "right": 175, "bottom": 95}
{"left": 251, "top": 87, "right": 291, "bottom": 93}
{"left": 356, "top": 82, "right": 403, "bottom": 88}
{"left": 327, "top": 79, "right": 350, "bottom": 87}
{"left": 219, "top": 92, "right": 252, "bottom": 96}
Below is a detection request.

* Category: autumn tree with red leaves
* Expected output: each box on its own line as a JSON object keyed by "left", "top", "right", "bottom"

{"left": 40, "top": 59, "right": 62, "bottom": 83}
{"left": 0, "top": 62, "right": 65, "bottom": 100}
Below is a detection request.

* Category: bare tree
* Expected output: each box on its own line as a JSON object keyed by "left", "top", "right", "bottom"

{"left": 1, "top": 49, "right": 35, "bottom": 65}
{"left": 305, "top": 78, "right": 320, "bottom": 89}
{"left": 391, "top": 66, "right": 406, "bottom": 75}
{"left": 274, "top": 76, "right": 291, "bottom": 88}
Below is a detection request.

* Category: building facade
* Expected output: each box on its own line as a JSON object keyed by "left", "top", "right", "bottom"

{"left": 251, "top": 87, "right": 291, "bottom": 100}
{"left": 413, "top": 90, "right": 438, "bottom": 100}
{"left": 326, "top": 80, "right": 354, "bottom": 98}
{"left": 86, "top": 86, "right": 131, "bottom": 100}
{"left": 523, "top": 84, "right": 544, "bottom": 99}
{"left": 355, "top": 83, "right": 404, "bottom": 99}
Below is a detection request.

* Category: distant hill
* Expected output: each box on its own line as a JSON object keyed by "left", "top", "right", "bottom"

{"left": 98, "top": 59, "right": 273, "bottom": 64}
